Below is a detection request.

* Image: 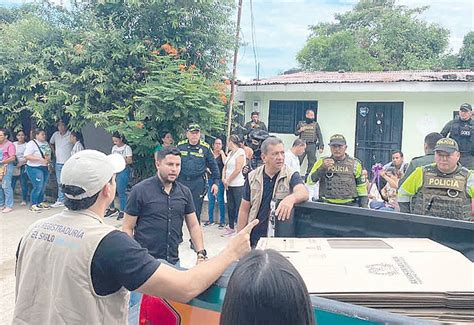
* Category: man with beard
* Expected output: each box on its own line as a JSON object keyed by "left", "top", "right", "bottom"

{"left": 123, "top": 147, "right": 206, "bottom": 266}
{"left": 295, "top": 109, "right": 324, "bottom": 179}
{"left": 123, "top": 147, "right": 207, "bottom": 324}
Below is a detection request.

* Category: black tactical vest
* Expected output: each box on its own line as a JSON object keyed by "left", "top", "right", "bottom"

{"left": 300, "top": 122, "right": 318, "bottom": 143}
{"left": 319, "top": 156, "right": 358, "bottom": 199}
{"left": 450, "top": 118, "right": 474, "bottom": 154}
{"left": 411, "top": 165, "right": 471, "bottom": 220}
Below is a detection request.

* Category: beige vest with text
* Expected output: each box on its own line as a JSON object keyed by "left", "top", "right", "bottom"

{"left": 247, "top": 165, "right": 296, "bottom": 222}
{"left": 13, "top": 210, "right": 130, "bottom": 325}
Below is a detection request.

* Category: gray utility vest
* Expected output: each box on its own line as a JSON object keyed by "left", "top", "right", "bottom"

{"left": 300, "top": 122, "right": 318, "bottom": 143}
{"left": 319, "top": 156, "right": 358, "bottom": 199}
{"left": 450, "top": 118, "right": 474, "bottom": 154}
{"left": 411, "top": 165, "right": 471, "bottom": 220}
{"left": 13, "top": 210, "right": 129, "bottom": 324}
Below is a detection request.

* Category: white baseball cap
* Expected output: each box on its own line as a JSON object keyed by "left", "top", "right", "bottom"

{"left": 60, "top": 150, "right": 125, "bottom": 200}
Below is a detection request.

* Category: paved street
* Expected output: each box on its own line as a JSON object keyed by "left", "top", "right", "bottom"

{"left": 0, "top": 201, "right": 227, "bottom": 324}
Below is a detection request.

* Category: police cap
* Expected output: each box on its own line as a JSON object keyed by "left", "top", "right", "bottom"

{"left": 434, "top": 138, "right": 459, "bottom": 154}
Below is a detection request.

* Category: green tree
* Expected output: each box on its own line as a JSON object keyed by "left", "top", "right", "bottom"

{"left": 0, "top": 2, "right": 231, "bottom": 178}
{"left": 81, "top": 0, "right": 234, "bottom": 76}
{"left": 297, "top": 0, "right": 451, "bottom": 71}
{"left": 459, "top": 32, "right": 474, "bottom": 69}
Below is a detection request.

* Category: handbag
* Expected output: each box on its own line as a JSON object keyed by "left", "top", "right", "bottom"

{"left": 33, "top": 140, "right": 54, "bottom": 173}
{"left": 0, "top": 164, "right": 6, "bottom": 181}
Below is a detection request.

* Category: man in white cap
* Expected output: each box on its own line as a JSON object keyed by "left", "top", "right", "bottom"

{"left": 13, "top": 150, "right": 257, "bottom": 324}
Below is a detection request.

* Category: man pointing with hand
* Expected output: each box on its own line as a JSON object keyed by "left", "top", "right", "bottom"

{"left": 13, "top": 149, "right": 258, "bottom": 324}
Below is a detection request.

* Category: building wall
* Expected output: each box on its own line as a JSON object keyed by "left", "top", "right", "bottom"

{"left": 237, "top": 89, "right": 471, "bottom": 169}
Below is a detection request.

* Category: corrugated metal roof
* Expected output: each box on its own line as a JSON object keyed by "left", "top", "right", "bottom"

{"left": 238, "top": 70, "right": 474, "bottom": 86}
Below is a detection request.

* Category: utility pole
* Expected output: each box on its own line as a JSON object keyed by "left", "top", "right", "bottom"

{"left": 226, "top": 0, "right": 243, "bottom": 143}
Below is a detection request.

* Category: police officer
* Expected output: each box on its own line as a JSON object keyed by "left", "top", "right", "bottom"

{"left": 243, "top": 111, "right": 267, "bottom": 137}
{"left": 440, "top": 103, "right": 473, "bottom": 169}
{"left": 398, "top": 138, "right": 474, "bottom": 220}
{"left": 295, "top": 109, "right": 324, "bottom": 179}
{"left": 307, "top": 134, "right": 368, "bottom": 207}
{"left": 177, "top": 123, "right": 220, "bottom": 222}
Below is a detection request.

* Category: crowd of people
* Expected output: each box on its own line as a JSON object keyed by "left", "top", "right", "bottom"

{"left": 8, "top": 102, "right": 474, "bottom": 324}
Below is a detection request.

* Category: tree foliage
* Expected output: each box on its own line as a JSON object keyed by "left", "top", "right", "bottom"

{"left": 297, "top": 0, "right": 452, "bottom": 71}
{"left": 459, "top": 32, "right": 474, "bottom": 69}
{"left": 0, "top": 2, "right": 234, "bottom": 176}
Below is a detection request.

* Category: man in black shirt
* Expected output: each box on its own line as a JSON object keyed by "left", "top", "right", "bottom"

{"left": 14, "top": 149, "right": 258, "bottom": 324}
{"left": 123, "top": 147, "right": 205, "bottom": 266}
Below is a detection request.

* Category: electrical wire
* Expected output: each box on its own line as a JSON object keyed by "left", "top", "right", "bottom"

{"left": 249, "top": 0, "right": 259, "bottom": 80}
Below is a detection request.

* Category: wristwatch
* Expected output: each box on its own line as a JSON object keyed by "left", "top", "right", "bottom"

{"left": 197, "top": 249, "right": 208, "bottom": 259}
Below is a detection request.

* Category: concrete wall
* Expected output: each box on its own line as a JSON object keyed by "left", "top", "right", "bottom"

{"left": 237, "top": 88, "right": 472, "bottom": 169}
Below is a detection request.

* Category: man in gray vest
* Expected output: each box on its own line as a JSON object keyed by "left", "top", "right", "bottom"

{"left": 237, "top": 137, "right": 308, "bottom": 247}
{"left": 398, "top": 138, "right": 474, "bottom": 220}
{"left": 14, "top": 150, "right": 257, "bottom": 324}
{"left": 440, "top": 103, "right": 473, "bottom": 169}
{"left": 295, "top": 109, "right": 324, "bottom": 179}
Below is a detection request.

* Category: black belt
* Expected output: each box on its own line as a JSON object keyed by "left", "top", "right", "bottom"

{"left": 180, "top": 174, "right": 204, "bottom": 181}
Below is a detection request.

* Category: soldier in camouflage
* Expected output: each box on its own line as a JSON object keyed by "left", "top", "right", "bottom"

{"left": 398, "top": 138, "right": 474, "bottom": 220}
{"left": 295, "top": 109, "right": 324, "bottom": 179}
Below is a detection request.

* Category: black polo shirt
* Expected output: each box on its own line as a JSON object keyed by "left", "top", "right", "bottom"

{"left": 242, "top": 170, "right": 303, "bottom": 246}
{"left": 125, "top": 176, "right": 195, "bottom": 264}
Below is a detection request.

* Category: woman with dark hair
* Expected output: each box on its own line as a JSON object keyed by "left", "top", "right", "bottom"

{"left": 107, "top": 131, "right": 132, "bottom": 219}
{"left": 153, "top": 131, "right": 174, "bottom": 159}
{"left": 221, "top": 135, "right": 245, "bottom": 236}
{"left": 24, "top": 128, "right": 52, "bottom": 212}
{"left": 0, "top": 128, "right": 16, "bottom": 213}
{"left": 12, "top": 130, "right": 29, "bottom": 206}
{"left": 220, "top": 249, "right": 315, "bottom": 325}
{"left": 204, "top": 137, "right": 226, "bottom": 228}
{"left": 70, "top": 131, "right": 85, "bottom": 156}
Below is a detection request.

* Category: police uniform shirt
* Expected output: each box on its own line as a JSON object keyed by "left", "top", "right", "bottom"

{"left": 398, "top": 164, "right": 474, "bottom": 211}
{"left": 177, "top": 140, "right": 220, "bottom": 181}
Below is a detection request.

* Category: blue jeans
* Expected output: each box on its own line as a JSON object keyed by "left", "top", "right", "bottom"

{"left": 0, "top": 163, "right": 14, "bottom": 208}
{"left": 113, "top": 167, "right": 130, "bottom": 211}
{"left": 207, "top": 178, "right": 225, "bottom": 223}
{"left": 369, "top": 200, "right": 394, "bottom": 211}
{"left": 26, "top": 166, "right": 49, "bottom": 205}
{"left": 12, "top": 165, "right": 29, "bottom": 202}
{"left": 55, "top": 163, "right": 65, "bottom": 203}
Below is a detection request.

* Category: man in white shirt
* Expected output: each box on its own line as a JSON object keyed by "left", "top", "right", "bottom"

{"left": 50, "top": 120, "right": 73, "bottom": 207}
{"left": 285, "top": 139, "right": 306, "bottom": 173}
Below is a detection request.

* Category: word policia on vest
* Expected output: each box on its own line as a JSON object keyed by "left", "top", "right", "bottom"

{"left": 426, "top": 176, "right": 463, "bottom": 190}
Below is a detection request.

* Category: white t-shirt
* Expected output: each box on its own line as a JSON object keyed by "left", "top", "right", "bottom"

{"left": 224, "top": 148, "right": 245, "bottom": 187}
{"left": 111, "top": 144, "right": 133, "bottom": 162}
{"left": 24, "top": 140, "right": 51, "bottom": 167}
{"left": 50, "top": 131, "right": 73, "bottom": 164}
{"left": 14, "top": 142, "right": 27, "bottom": 165}
{"left": 71, "top": 141, "right": 85, "bottom": 156}
{"left": 285, "top": 149, "right": 301, "bottom": 173}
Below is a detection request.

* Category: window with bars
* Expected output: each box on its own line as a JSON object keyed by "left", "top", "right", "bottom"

{"left": 268, "top": 100, "right": 318, "bottom": 134}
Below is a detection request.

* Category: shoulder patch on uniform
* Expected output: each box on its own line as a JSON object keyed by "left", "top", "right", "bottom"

{"left": 199, "top": 140, "right": 210, "bottom": 149}
{"left": 177, "top": 140, "right": 187, "bottom": 146}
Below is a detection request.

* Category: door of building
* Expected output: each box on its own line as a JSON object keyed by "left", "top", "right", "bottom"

{"left": 355, "top": 102, "right": 403, "bottom": 171}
